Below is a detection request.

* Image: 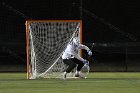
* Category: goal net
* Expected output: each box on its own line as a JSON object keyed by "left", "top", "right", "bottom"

{"left": 26, "top": 20, "right": 82, "bottom": 79}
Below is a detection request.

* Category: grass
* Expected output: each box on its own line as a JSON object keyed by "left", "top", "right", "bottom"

{"left": 0, "top": 72, "right": 140, "bottom": 93}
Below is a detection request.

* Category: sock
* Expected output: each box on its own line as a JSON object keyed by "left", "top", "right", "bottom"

{"left": 64, "top": 72, "right": 67, "bottom": 75}
{"left": 63, "top": 72, "right": 67, "bottom": 79}
{"left": 75, "top": 71, "right": 80, "bottom": 75}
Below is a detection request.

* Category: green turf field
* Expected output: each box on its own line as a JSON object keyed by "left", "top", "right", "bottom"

{"left": 0, "top": 72, "right": 140, "bottom": 93}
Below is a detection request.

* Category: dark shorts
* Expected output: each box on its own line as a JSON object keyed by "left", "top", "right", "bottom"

{"left": 63, "top": 58, "right": 84, "bottom": 73}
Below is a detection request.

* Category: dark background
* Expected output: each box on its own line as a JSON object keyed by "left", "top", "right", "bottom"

{"left": 0, "top": 0, "right": 140, "bottom": 72}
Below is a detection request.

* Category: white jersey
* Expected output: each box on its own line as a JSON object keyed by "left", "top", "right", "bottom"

{"left": 62, "top": 37, "right": 90, "bottom": 62}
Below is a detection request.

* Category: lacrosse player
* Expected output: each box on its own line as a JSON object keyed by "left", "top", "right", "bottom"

{"left": 62, "top": 37, "right": 92, "bottom": 79}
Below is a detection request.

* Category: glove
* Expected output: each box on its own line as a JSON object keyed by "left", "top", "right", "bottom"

{"left": 83, "top": 59, "right": 89, "bottom": 65}
{"left": 87, "top": 49, "right": 92, "bottom": 56}
{"left": 83, "top": 59, "right": 87, "bottom": 64}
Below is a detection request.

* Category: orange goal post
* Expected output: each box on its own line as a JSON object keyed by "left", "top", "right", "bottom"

{"left": 26, "top": 20, "right": 82, "bottom": 79}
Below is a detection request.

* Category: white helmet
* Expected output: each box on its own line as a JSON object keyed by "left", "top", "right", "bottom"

{"left": 73, "top": 37, "right": 80, "bottom": 45}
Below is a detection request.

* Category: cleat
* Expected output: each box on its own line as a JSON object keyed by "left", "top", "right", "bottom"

{"left": 75, "top": 73, "right": 85, "bottom": 78}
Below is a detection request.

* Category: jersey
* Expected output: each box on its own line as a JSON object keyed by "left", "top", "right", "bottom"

{"left": 62, "top": 37, "right": 90, "bottom": 62}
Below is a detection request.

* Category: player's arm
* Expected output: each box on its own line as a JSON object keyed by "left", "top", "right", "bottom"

{"left": 73, "top": 54, "right": 88, "bottom": 64}
{"left": 79, "top": 44, "right": 92, "bottom": 56}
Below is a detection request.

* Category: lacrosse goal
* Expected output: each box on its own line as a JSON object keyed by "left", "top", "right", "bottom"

{"left": 26, "top": 20, "right": 82, "bottom": 79}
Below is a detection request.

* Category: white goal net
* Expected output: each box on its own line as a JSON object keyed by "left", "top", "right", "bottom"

{"left": 26, "top": 20, "right": 82, "bottom": 79}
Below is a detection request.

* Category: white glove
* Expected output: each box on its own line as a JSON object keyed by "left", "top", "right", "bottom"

{"left": 87, "top": 50, "right": 92, "bottom": 56}
{"left": 83, "top": 59, "right": 87, "bottom": 64}
{"left": 83, "top": 59, "right": 89, "bottom": 65}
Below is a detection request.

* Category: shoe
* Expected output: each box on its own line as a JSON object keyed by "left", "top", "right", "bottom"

{"left": 75, "top": 74, "right": 79, "bottom": 77}
{"left": 75, "top": 73, "right": 85, "bottom": 78}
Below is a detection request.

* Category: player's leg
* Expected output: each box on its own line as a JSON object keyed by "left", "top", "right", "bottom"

{"left": 63, "top": 58, "right": 77, "bottom": 79}
{"left": 74, "top": 58, "right": 84, "bottom": 77}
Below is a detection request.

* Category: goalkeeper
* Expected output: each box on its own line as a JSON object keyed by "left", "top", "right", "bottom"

{"left": 62, "top": 37, "right": 92, "bottom": 79}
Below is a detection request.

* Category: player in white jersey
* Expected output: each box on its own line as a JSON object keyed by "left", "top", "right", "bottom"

{"left": 62, "top": 37, "right": 92, "bottom": 79}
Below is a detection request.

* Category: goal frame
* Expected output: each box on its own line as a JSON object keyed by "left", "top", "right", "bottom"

{"left": 25, "top": 20, "right": 82, "bottom": 79}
